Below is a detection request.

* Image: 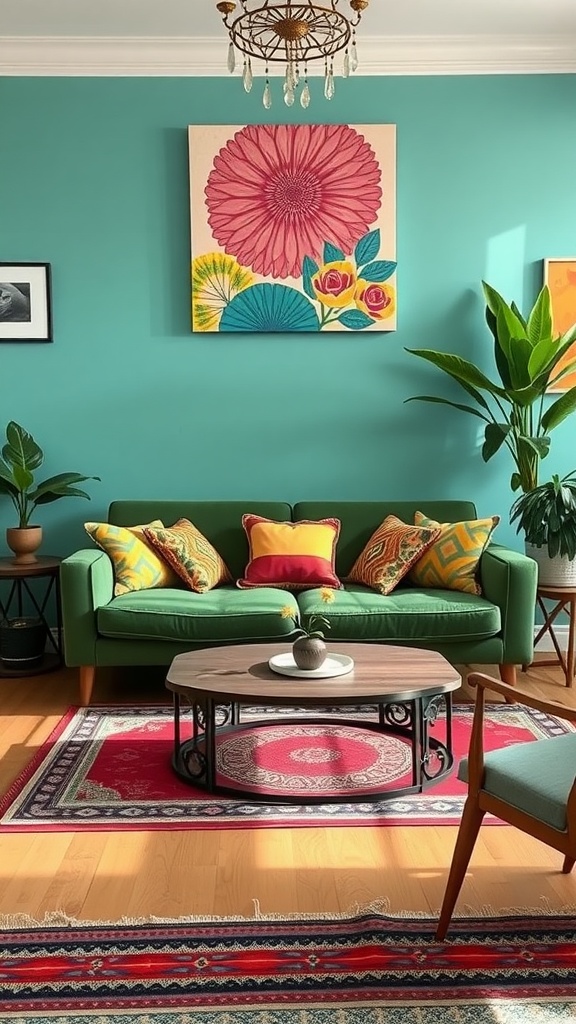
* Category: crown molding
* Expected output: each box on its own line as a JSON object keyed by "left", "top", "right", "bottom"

{"left": 1, "top": 34, "right": 576, "bottom": 76}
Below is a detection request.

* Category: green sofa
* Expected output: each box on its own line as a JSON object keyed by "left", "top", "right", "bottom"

{"left": 60, "top": 499, "right": 538, "bottom": 704}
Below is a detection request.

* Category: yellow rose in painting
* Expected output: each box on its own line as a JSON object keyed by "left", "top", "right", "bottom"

{"left": 312, "top": 261, "right": 357, "bottom": 308}
{"left": 354, "top": 280, "right": 396, "bottom": 321}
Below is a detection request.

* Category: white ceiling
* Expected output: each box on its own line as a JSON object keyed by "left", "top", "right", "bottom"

{"left": 3, "top": 0, "right": 576, "bottom": 38}
{"left": 2, "top": 0, "right": 576, "bottom": 75}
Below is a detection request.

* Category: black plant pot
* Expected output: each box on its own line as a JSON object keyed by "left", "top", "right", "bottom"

{"left": 0, "top": 617, "right": 47, "bottom": 670}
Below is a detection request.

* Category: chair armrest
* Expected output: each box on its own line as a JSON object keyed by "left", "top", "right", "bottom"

{"left": 60, "top": 549, "right": 114, "bottom": 667}
{"left": 468, "top": 671, "right": 576, "bottom": 723}
{"left": 479, "top": 543, "right": 538, "bottom": 664}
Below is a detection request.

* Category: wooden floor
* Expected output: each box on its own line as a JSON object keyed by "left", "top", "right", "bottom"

{"left": 0, "top": 659, "right": 575, "bottom": 924}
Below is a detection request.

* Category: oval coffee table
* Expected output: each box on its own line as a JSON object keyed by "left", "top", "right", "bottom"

{"left": 165, "top": 642, "right": 461, "bottom": 804}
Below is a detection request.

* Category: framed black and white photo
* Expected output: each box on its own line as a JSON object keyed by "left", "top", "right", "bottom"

{"left": 0, "top": 263, "right": 52, "bottom": 343}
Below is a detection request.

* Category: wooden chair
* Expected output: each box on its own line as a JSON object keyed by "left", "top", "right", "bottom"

{"left": 436, "top": 671, "right": 576, "bottom": 941}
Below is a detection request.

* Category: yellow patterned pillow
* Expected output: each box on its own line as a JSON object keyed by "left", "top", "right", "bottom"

{"left": 408, "top": 511, "right": 500, "bottom": 594}
{"left": 143, "top": 518, "right": 232, "bottom": 593}
{"left": 85, "top": 520, "right": 180, "bottom": 597}
{"left": 347, "top": 515, "right": 442, "bottom": 595}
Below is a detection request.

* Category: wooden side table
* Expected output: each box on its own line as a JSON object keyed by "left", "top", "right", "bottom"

{"left": 523, "top": 584, "right": 576, "bottom": 688}
{"left": 0, "top": 556, "right": 63, "bottom": 677}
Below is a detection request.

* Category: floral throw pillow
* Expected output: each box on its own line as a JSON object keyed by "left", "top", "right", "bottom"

{"left": 143, "top": 518, "right": 232, "bottom": 593}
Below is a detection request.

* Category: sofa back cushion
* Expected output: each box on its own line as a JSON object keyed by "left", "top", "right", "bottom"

{"left": 108, "top": 502, "right": 292, "bottom": 582}
{"left": 293, "top": 502, "right": 479, "bottom": 577}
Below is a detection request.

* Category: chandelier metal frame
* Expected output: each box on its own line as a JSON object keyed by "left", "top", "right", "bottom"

{"left": 216, "top": 1, "right": 370, "bottom": 107}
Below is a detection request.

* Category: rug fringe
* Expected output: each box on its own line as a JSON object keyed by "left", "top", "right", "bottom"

{"left": 1, "top": 896, "right": 575, "bottom": 931}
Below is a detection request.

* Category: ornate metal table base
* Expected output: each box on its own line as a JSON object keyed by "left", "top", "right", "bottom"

{"left": 171, "top": 692, "right": 453, "bottom": 804}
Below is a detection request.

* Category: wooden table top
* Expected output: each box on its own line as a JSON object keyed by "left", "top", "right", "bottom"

{"left": 165, "top": 643, "right": 461, "bottom": 705}
{"left": 0, "top": 556, "right": 62, "bottom": 579}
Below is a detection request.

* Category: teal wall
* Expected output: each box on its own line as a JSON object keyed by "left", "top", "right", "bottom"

{"left": 1, "top": 73, "right": 576, "bottom": 557}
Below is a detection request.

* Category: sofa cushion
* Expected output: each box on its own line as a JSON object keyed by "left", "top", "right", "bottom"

{"left": 143, "top": 518, "right": 232, "bottom": 593}
{"left": 97, "top": 586, "right": 299, "bottom": 644}
{"left": 296, "top": 584, "right": 501, "bottom": 643}
{"left": 409, "top": 512, "right": 500, "bottom": 595}
{"left": 346, "top": 515, "right": 441, "bottom": 595}
{"left": 237, "top": 514, "right": 342, "bottom": 591}
{"left": 84, "top": 520, "right": 181, "bottom": 597}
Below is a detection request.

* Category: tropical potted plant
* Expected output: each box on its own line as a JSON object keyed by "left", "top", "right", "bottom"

{"left": 510, "top": 471, "right": 576, "bottom": 586}
{"left": 0, "top": 420, "right": 99, "bottom": 564}
{"left": 281, "top": 588, "right": 335, "bottom": 671}
{"left": 405, "top": 282, "right": 576, "bottom": 494}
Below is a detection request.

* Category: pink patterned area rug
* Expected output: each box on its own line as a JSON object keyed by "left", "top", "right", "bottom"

{"left": 0, "top": 702, "right": 572, "bottom": 832}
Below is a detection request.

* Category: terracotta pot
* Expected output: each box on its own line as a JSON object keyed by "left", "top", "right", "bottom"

{"left": 6, "top": 526, "right": 43, "bottom": 565}
{"left": 292, "top": 636, "right": 327, "bottom": 671}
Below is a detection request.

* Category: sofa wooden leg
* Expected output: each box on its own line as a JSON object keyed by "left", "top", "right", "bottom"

{"left": 498, "top": 664, "right": 516, "bottom": 687}
{"left": 79, "top": 666, "right": 96, "bottom": 706}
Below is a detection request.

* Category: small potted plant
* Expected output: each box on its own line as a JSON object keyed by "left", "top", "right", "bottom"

{"left": 0, "top": 420, "right": 99, "bottom": 564}
{"left": 281, "top": 588, "right": 335, "bottom": 670}
{"left": 510, "top": 471, "right": 576, "bottom": 586}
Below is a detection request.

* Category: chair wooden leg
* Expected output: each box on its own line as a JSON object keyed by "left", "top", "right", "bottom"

{"left": 562, "top": 855, "right": 575, "bottom": 874}
{"left": 435, "top": 798, "right": 486, "bottom": 941}
{"left": 79, "top": 665, "right": 96, "bottom": 706}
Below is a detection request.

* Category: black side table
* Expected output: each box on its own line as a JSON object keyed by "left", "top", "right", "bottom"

{"left": 0, "top": 556, "right": 63, "bottom": 677}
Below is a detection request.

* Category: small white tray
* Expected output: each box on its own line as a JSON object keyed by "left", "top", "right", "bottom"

{"left": 268, "top": 652, "right": 354, "bottom": 680}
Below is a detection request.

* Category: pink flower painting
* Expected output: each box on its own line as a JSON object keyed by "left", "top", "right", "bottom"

{"left": 188, "top": 123, "right": 396, "bottom": 333}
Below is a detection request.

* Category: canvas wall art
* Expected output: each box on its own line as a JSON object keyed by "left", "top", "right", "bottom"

{"left": 544, "top": 257, "right": 576, "bottom": 392}
{"left": 188, "top": 124, "right": 396, "bottom": 333}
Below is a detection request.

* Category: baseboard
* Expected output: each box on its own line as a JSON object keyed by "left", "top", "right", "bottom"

{"left": 534, "top": 624, "right": 568, "bottom": 652}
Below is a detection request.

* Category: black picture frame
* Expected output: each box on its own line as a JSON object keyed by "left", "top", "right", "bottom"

{"left": 0, "top": 263, "right": 52, "bottom": 343}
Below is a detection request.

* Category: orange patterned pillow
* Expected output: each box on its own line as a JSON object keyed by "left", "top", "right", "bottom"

{"left": 143, "top": 518, "right": 232, "bottom": 593}
{"left": 347, "top": 515, "right": 441, "bottom": 595}
{"left": 237, "top": 514, "right": 342, "bottom": 591}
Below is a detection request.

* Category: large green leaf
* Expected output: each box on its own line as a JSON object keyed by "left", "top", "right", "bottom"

{"left": 507, "top": 336, "right": 533, "bottom": 389}
{"left": 404, "top": 395, "right": 490, "bottom": 421}
{"left": 405, "top": 349, "right": 507, "bottom": 398}
{"left": 485, "top": 304, "right": 512, "bottom": 388}
{"left": 541, "top": 386, "right": 576, "bottom": 431}
{"left": 526, "top": 286, "right": 552, "bottom": 347}
{"left": 482, "top": 423, "right": 511, "bottom": 461}
{"left": 3, "top": 421, "right": 43, "bottom": 472}
{"left": 31, "top": 472, "right": 100, "bottom": 503}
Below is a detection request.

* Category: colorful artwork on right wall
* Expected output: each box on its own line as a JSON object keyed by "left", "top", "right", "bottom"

{"left": 544, "top": 257, "right": 576, "bottom": 392}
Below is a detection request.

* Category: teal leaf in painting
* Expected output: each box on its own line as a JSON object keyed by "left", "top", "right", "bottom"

{"left": 354, "top": 229, "right": 380, "bottom": 267}
{"left": 360, "top": 260, "right": 397, "bottom": 283}
{"left": 323, "top": 242, "right": 346, "bottom": 263}
{"left": 338, "top": 310, "right": 374, "bottom": 330}
{"left": 302, "top": 255, "right": 319, "bottom": 301}
{"left": 219, "top": 283, "right": 320, "bottom": 333}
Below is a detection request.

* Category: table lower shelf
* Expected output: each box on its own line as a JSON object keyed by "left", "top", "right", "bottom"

{"left": 0, "top": 652, "right": 63, "bottom": 678}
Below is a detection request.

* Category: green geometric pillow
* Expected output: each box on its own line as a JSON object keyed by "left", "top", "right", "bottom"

{"left": 408, "top": 511, "right": 499, "bottom": 595}
{"left": 84, "top": 520, "right": 180, "bottom": 597}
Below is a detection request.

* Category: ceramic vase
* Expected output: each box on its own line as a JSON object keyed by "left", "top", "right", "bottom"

{"left": 292, "top": 636, "right": 327, "bottom": 671}
{"left": 6, "top": 526, "right": 43, "bottom": 565}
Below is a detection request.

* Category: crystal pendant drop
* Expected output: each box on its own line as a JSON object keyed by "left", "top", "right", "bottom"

{"left": 350, "top": 41, "right": 359, "bottom": 72}
{"left": 343, "top": 51, "right": 350, "bottom": 78}
{"left": 324, "top": 68, "right": 335, "bottom": 100}
{"left": 227, "top": 42, "right": 236, "bottom": 74}
{"left": 242, "top": 59, "right": 253, "bottom": 92}
{"left": 263, "top": 81, "right": 272, "bottom": 109}
{"left": 300, "top": 82, "right": 310, "bottom": 108}
{"left": 284, "top": 86, "right": 295, "bottom": 107}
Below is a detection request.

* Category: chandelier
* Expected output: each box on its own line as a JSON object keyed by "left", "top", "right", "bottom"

{"left": 215, "top": 1, "right": 370, "bottom": 108}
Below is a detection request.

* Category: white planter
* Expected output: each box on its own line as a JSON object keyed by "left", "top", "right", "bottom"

{"left": 525, "top": 543, "right": 576, "bottom": 587}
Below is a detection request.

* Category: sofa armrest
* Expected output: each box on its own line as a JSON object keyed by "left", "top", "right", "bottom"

{"left": 479, "top": 543, "right": 537, "bottom": 665}
{"left": 61, "top": 549, "right": 114, "bottom": 667}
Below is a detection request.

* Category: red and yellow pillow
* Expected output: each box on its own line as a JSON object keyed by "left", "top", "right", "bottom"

{"left": 237, "top": 514, "right": 342, "bottom": 590}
